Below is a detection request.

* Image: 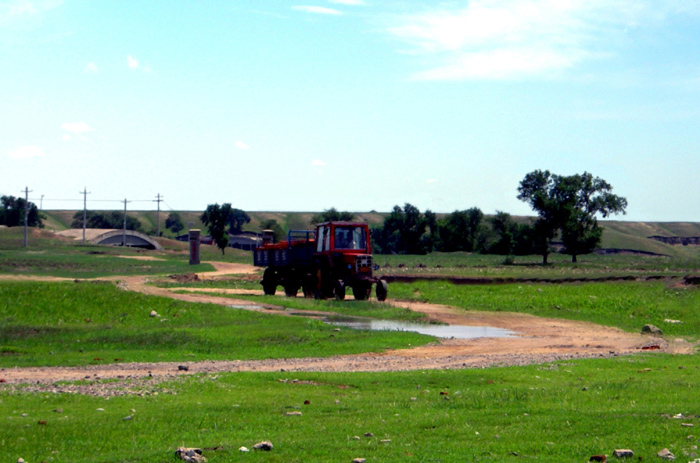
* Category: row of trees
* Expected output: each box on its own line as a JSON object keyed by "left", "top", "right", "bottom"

{"left": 0, "top": 196, "right": 44, "bottom": 228}
{"left": 371, "top": 170, "right": 627, "bottom": 263}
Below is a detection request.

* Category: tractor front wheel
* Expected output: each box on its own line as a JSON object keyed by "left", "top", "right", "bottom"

{"left": 334, "top": 280, "right": 346, "bottom": 301}
{"left": 376, "top": 279, "right": 388, "bottom": 301}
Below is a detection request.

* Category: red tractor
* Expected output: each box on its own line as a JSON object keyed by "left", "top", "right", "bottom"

{"left": 253, "top": 221, "right": 388, "bottom": 301}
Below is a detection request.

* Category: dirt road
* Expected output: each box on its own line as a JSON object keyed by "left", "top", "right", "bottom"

{"left": 1, "top": 262, "right": 691, "bottom": 387}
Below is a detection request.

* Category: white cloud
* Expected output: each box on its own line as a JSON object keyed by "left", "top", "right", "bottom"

{"left": 426, "top": 178, "right": 437, "bottom": 184}
{"left": 85, "top": 62, "right": 98, "bottom": 73}
{"left": 62, "top": 134, "right": 72, "bottom": 141}
{"left": 388, "top": 0, "right": 675, "bottom": 81}
{"left": 9, "top": 145, "right": 45, "bottom": 159}
{"left": 127, "top": 55, "right": 139, "bottom": 69}
{"left": 311, "top": 159, "right": 327, "bottom": 166}
{"left": 292, "top": 5, "right": 343, "bottom": 15}
{"left": 330, "top": 0, "right": 365, "bottom": 5}
{"left": 235, "top": 141, "right": 250, "bottom": 150}
{"left": 62, "top": 121, "right": 93, "bottom": 134}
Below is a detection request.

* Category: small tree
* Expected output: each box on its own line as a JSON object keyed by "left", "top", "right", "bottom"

{"left": 260, "top": 219, "right": 284, "bottom": 242}
{"left": 310, "top": 208, "right": 355, "bottom": 225}
{"left": 70, "top": 211, "right": 141, "bottom": 231}
{"left": 165, "top": 212, "right": 184, "bottom": 234}
{"left": 201, "top": 203, "right": 232, "bottom": 254}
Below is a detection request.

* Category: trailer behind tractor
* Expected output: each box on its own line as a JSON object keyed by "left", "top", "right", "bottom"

{"left": 253, "top": 221, "right": 388, "bottom": 301}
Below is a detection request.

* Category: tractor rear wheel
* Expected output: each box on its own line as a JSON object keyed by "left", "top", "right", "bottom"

{"left": 376, "top": 279, "right": 388, "bottom": 301}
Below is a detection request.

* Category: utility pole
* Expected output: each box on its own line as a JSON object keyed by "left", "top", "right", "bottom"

{"left": 123, "top": 198, "right": 128, "bottom": 247}
{"left": 79, "top": 188, "right": 91, "bottom": 245}
{"left": 155, "top": 193, "right": 163, "bottom": 237}
{"left": 22, "top": 186, "right": 32, "bottom": 248}
{"left": 40, "top": 194, "right": 44, "bottom": 210}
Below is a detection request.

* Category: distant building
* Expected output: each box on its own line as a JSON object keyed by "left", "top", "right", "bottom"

{"left": 228, "top": 231, "right": 262, "bottom": 251}
{"left": 175, "top": 231, "right": 261, "bottom": 251}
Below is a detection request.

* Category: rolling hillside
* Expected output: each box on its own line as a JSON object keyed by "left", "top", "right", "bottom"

{"left": 39, "top": 210, "right": 700, "bottom": 258}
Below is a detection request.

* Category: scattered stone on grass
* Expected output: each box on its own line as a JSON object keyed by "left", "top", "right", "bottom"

{"left": 642, "top": 324, "right": 662, "bottom": 335}
{"left": 589, "top": 455, "right": 606, "bottom": 462}
{"left": 175, "top": 447, "right": 206, "bottom": 463}
{"left": 149, "top": 310, "right": 160, "bottom": 318}
{"left": 286, "top": 411, "right": 302, "bottom": 416}
{"left": 657, "top": 448, "right": 675, "bottom": 460}
{"left": 239, "top": 447, "right": 249, "bottom": 452}
{"left": 178, "top": 365, "right": 189, "bottom": 372}
{"left": 683, "top": 423, "right": 695, "bottom": 427}
{"left": 253, "top": 441, "right": 273, "bottom": 451}
{"left": 664, "top": 319, "right": 682, "bottom": 324}
{"left": 352, "top": 436, "right": 360, "bottom": 440}
{"left": 352, "top": 458, "right": 366, "bottom": 463}
{"left": 380, "top": 439, "right": 391, "bottom": 444}
{"left": 364, "top": 432, "right": 374, "bottom": 437}
{"left": 123, "top": 415, "right": 132, "bottom": 421}
{"left": 612, "top": 449, "right": 633, "bottom": 458}
{"left": 17, "top": 458, "right": 26, "bottom": 463}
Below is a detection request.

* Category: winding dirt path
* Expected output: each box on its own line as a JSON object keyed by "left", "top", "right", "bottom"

{"left": 1, "top": 262, "right": 692, "bottom": 387}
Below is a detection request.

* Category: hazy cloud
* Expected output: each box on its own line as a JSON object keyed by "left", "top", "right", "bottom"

{"left": 235, "top": 141, "right": 250, "bottom": 150}
{"left": 62, "top": 121, "right": 93, "bottom": 134}
{"left": 388, "top": 0, "right": 681, "bottom": 81}
{"left": 85, "top": 62, "right": 98, "bottom": 73}
{"left": 127, "top": 55, "right": 138, "bottom": 69}
{"left": 311, "top": 159, "right": 327, "bottom": 166}
{"left": 292, "top": 5, "right": 343, "bottom": 15}
{"left": 330, "top": 0, "right": 365, "bottom": 5}
{"left": 9, "top": 145, "right": 45, "bottom": 159}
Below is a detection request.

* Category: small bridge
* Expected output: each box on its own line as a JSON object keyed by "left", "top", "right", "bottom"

{"left": 57, "top": 229, "right": 163, "bottom": 250}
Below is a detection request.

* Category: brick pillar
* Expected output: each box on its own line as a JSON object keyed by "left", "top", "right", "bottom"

{"left": 189, "top": 229, "right": 201, "bottom": 265}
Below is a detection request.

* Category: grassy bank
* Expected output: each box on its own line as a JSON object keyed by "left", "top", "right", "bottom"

{"left": 0, "top": 281, "right": 431, "bottom": 368}
{"left": 389, "top": 280, "right": 700, "bottom": 339}
{"left": 3, "top": 354, "right": 699, "bottom": 463}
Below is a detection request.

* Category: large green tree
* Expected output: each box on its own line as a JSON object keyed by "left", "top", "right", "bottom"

{"left": 201, "top": 203, "right": 232, "bottom": 254}
{"left": 0, "top": 196, "right": 44, "bottom": 228}
{"left": 517, "top": 170, "right": 627, "bottom": 263}
{"left": 375, "top": 203, "right": 429, "bottom": 255}
{"left": 437, "top": 208, "right": 487, "bottom": 253}
{"left": 227, "top": 208, "right": 251, "bottom": 234}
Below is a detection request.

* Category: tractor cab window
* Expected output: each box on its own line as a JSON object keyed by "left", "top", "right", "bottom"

{"left": 334, "top": 226, "right": 367, "bottom": 250}
{"left": 317, "top": 226, "right": 329, "bottom": 252}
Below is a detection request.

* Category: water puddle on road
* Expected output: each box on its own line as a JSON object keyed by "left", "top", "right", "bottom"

{"left": 324, "top": 316, "right": 515, "bottom": 339}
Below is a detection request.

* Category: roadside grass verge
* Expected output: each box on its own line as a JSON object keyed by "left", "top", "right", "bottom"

{"left": 390, "top": 280, "right": 700, "bottom": 338}
{"left": 374, "top": 252, "right": 700, "bottom": 279}
{"left": 0, "top": 281, "right": 432, "bottom": 368}
{"left": 2, "top": 354, "right": 699, "bottom": 463}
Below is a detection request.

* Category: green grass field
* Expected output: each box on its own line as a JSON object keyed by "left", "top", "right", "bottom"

{"left": 0, "top": 281, "right": 431, "bottom": 368}
{"left": 2, "top": 226, "right": 700, "bottom": 462}
{"left": 3, "top": 355, "right": 698, "bottom": 463}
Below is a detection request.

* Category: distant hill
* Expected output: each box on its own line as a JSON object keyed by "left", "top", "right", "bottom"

{"left": 40, "top": 210, "right": 700, "bottom": 259}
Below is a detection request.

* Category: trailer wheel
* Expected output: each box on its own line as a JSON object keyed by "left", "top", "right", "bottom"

{"left": 352, "top": 283, "right": 371, "bottom": 301}
{"left": 376, "top": 279, "right": 388, "bottom": 302}
{"left": 334, "top": 280, "right": 346, "bottom": 301}
{"left": 302, "top": 274, "right": 315, "bottom": 298}
{"left": 284, "top": 285, "right": 299, "bottom": 297}
{"left": 262, "top": 268, "right": 277, "bottom": 296}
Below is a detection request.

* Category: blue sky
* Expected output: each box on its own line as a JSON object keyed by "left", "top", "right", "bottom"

{"left": 2, "top": 0, "right": 700, "bottom": 221}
